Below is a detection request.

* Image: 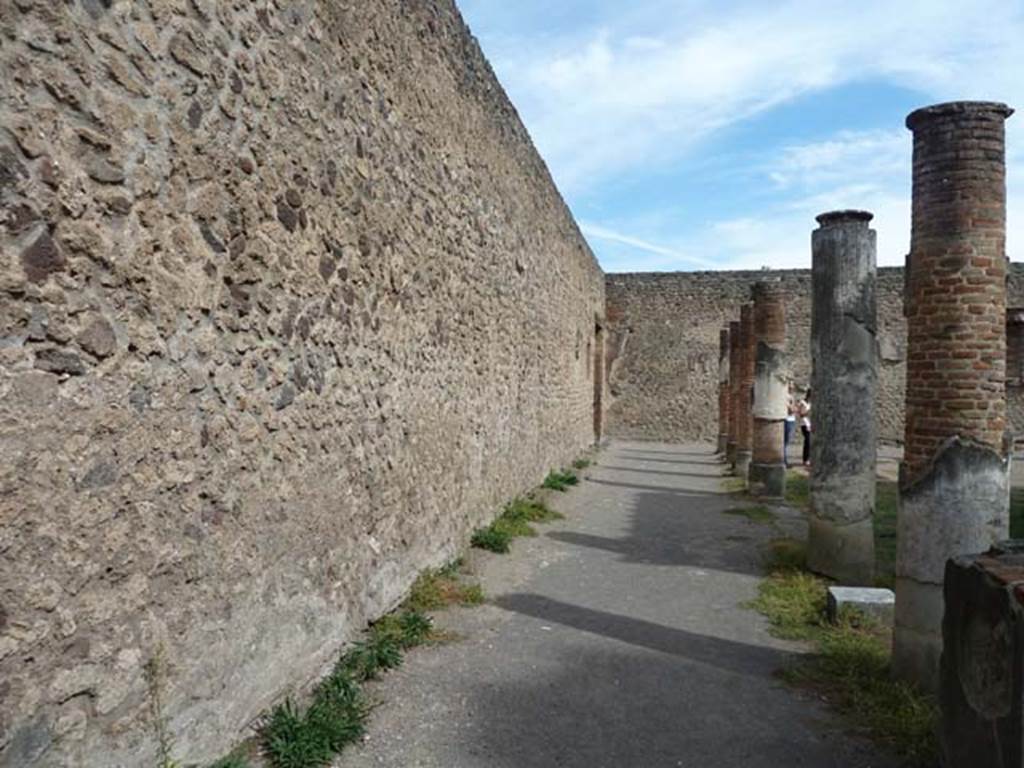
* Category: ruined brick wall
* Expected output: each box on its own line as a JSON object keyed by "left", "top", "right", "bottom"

{"left": 0, "top": 2, "right": 604, "bottom": 766}
{"left": 606, "top": 266, "right": 1024, "bottom": 443}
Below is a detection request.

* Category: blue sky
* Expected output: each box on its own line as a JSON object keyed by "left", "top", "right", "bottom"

{"left": 458, "top": 0, "right": 1024, "bottom": 272}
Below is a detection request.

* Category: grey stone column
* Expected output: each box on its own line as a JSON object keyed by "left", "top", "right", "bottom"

{"left": 749, "top": 281, "right": 787, "bottom": 498}
{"left": 895, "top": 102, "right": 1013, "bottom": 692}
{"left": 717, "top": 326, "right": 730, "bottom": 455}
{"left": 726, "top": 319, "right": 741, "bottom": 468}
{"left": 735, "top": 303, "right": 755, "bottom": 479}
{"left": 807, "top": 210, "right": 878, "bottom": 586}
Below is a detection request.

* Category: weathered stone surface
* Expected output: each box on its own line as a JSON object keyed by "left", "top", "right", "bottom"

{"left": 735, "top": 303, "right": 754, "bottom": 479}
{"left": 826, "top": 586, "right": 894, "bottom": 627}
{"left": 808, "top": 211, "right": 878, "bottom": 586}
{"left": 0, "top": 3, "right": 605, "bottom": 766}
{"left": 749, "top": 280, "right": 786, "bottom": 499}
{"left": 604, "top": 266, "right": 1024, "bottom": 443}
{"left": 895, "top": 102, "right": 1013, "bottom": 693}
{"left": 726, "top": 319, "right": 741, "bottom": 467}
{"left": 940, "top": 542, "right": 1024, "bottom": 768}
{"left": 717, "top": 326, "right": 730, "bottom": 455}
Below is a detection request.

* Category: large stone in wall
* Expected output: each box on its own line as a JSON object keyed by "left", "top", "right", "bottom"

{"left": 0, "top": 2, "right": 604, "bottom": 765}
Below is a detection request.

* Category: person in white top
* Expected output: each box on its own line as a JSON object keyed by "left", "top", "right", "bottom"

{"left": 797, "top": 389, "right": 812, "bottom": 467}
{"left": 784, "top": 391, "right": 797, "bottom": 468}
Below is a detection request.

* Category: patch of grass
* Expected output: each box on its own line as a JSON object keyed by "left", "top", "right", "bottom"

{"left": 723, "top": 505, "right": 777, "bottom": 525}
{"left": 784, "top": 470, "right": 810, "bottom": 509}
{"left": 749, "top": 545, "right": 938, "bottom": 765}
{"left": 874, "top": 480, "right": 899, "bottom": 588}
{"left": 764, "top": 537, "right": 808, "bottom": 572}
{"left": 1011, "top": 486, "right": 1024, "bottom": 537}
{"left": 261, "top": 610, "right": 433, "bottom": 768}
{"left": 471, "top": 525, "right": 512, "bottom": 553}
{"left": 209, "top": 756, "right": 251, "bottom": 768}
{"left": 404, "top": 564, "right": 486, "bottom": 613}
{"left": 572, "top": 458, "right": 591, "bottom": 470}
{"left": 542, "top": 469, "right": 579, "bottom": 491}
{"left": 721, "top": 476, "right": 747, "bottom": 494}
{"left": 471, "top": 497, "right": 563, "bottom": 554}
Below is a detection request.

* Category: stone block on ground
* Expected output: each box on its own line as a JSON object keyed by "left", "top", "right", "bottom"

{"left": 826, "top": 586, "right": 894, "bottom": 626}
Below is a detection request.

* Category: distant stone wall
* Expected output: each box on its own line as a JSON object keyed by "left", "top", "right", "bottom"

{"left": 0, "top": 3, "right": 604, "bottom": 766}
{"left": 606, "top": 266, "right": 1024, "bottom": 443}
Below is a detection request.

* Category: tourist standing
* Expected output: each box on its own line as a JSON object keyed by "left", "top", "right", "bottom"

{"left": 784, "top": 392, "right": 797, "bottom": 468}
{"left": 798, "top": 389, "right": 812, "bottom": 467}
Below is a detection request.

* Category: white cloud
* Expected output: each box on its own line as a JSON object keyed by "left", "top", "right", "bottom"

{"left": 465, "top": 0, "right": 1024, "bottom": 271}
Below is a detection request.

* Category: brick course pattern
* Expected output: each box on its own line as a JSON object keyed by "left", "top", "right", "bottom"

{"left": 605, "top": 267, "right": 1024, "bottom": 443}
{"left": 902, "top": 102, "right": 1015, "bottom": 482}
{"left": 0, "top": 2, "right": 603, "bottom": 766}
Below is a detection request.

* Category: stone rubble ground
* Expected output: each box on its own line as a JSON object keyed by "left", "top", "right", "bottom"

{"left": 332, "top": 441, "right": 902, "bottom": 768}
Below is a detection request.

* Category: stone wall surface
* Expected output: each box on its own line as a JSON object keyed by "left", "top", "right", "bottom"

{"left": 606, "top": 266, "right": 1024, "bottom": 443}
{"left": 0, "top": 2, "right": 604, "bottom": 766}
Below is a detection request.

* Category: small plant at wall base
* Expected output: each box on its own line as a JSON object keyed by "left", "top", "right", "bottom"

{"left": 543, "top": 470, "right": 579, "bottom": 491}
{"left": 259, "top": 609, "right": 434, "bottom": 768}
{"left": 471, "top": 497, "right": 563, "bottom": 553}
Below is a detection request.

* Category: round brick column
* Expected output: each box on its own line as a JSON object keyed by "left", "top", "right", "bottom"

{"left": 727, "top": 319, "right": 741, "bottom": 467}
{"left": 749, "top": 281, "right": 787, "bottom": 498}
{"left": 718, "top": 326, "right": 731, "bottom": 455}
{"left": 808, "top": 210, "right": 878, "bottom": 586}
{"left": 895, "top": 101, "right": 1014, "bottom": 692}
{"left": 735, "top": 303, "right": 755, "bottom": 479}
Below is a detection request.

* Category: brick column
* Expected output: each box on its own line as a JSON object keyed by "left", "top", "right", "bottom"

{"left": 749, "top": 282, "right": 787, "bottom": 498}
{"left": 808, "top": 210, "right": 878, "bottom": 585}
{"left": 717, "top": 326, "right": 731, "bottom": 455}
{"left": 735, "top": 303, "right": 755, "bottom": 479}
{"left": 727, "top": 319, "right": 741, "bottom": 468}
{"left": 895, "top": 101, "right": 1014, "bottom": 692}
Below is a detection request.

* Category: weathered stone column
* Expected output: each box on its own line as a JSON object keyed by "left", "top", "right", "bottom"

{"left": 807, "top": 210, "right": 878, "bottom": 586}
{"left": 895, "top": 101, "right": 1014, "bottom": 691}
{"left": 726, "top": 319, "right": 741, "bottom": 467}
{"left": 717, "top": 326, "right": 731, "bottom": 455}
{"left": 1006, "top": 308, "right": 1024, "bottom": 386}
{"left": 749, "top": 282, "right": 787, "bottom": 498}
{"left": 735, "top": 303, "right": 755, "bottom": 479}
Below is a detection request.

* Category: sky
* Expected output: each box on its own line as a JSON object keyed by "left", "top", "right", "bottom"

{"left": 458, "top": 0, "right": 1024, "bottom": 273}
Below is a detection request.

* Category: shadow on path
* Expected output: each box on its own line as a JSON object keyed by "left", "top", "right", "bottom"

{"left": 495, "top": 593, "right": 794, "bottom": 677}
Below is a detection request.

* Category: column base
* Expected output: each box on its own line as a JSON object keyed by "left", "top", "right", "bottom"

{"left": 726, "top": 441, "right": 737, "bottom": 469}
{"left": 806, "top": 514, "right": 875, "bottom": 586}
{"left": 716, "top": 433, "right": 728, "bottom": 456}
{"left": 893, "top": 577, "right": 944, "bottom": 695}
{"left": 735, "top": 449, "right": 752, "bottom": 482}
{"left": 894, "top": 436, "right": 1011, "bottom": 693}
{"left": 748, "top": 462, "right": 785, "bottom": 499}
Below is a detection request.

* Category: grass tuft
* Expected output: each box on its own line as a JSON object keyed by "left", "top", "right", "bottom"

{"left": 720, "top": 476, "right": 747, "bottom": 494}
{"left": 572, "top": 458, "right": 592, "bottom": 470}
{"left": 749, "top": 542, "right": 938, "bottom": 765}
{"left": 723, "top": 505, "right": 777, "bottom": 525}
{"left": 471, "top": 497, "right": 563, "bottom": 554}
{"left": 208, "top": 756, "right": 251, "bottom": 768}
{"left": 260, "top": 609, "right": 433, "bottom": 767}
{"left": 404, "top": 564, "right": 486, "bottom": 613}
{"left": 784, "top": 470, "right": 810, "bottom": 509}
{"left": 542, "top": 469, "right": 579, "bottom": 492}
